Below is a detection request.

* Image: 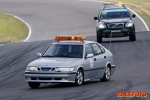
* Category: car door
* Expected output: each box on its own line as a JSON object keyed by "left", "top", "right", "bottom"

{"left": 90, "top": 43, "right": 107, "bottom": 78}
{"left": 82, "top": 44, "right": 97, "bottom": 80}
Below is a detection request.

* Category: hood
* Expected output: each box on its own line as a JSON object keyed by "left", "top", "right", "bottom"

{"left": 101, "top": 18, "right": 131, "bottom": 23}
{"left": 28, "top": 57, "right": 82, "bottom": 67}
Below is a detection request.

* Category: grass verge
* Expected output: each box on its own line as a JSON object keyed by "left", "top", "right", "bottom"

{"left": 97, "top": 0, "right": 150, "bottom": 28}
{"left": 0, "top": 14, "right": 29, "bottom": 44}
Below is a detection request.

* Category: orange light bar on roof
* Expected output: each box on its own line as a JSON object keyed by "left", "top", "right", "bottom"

{"left": 55, "top": 36, "right": 86, "bottom": 42}
{"left": 116, "top": 2, "right": 124, "bottom": 5}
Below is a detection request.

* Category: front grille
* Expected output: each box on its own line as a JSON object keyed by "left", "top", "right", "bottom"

{"left": 39, "top": 78, "right": 52, "bottom": 80}
{"left": 31, "top": 77, "right": 36, "bottom": 80}
{"left": 55, "top": 78, "right": 62, "bottom": 80}
{"left": 107, "top": 23, "right": 124, "bottom": 28}
{"left": 41, "top": 68, "right": 56, "bottom": 71}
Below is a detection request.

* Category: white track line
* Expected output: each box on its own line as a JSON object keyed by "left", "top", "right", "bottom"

{"left": 5, "top": 13, "right": 31, "bottom": 42}
{"left": 14, "top": 16, "right": 32, "bottom": 42}
{"left": 127, "top": 8, "right": 149, "bottom": 31}
{"left": 79, "top": 0, "right": 150, "bottom": 31}
{"left": 0, "top": 44, "right": 4, "bottom": 46}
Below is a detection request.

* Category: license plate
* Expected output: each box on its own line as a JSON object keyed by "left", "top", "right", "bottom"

{"left": 111, "top": 30, "right": 121, "bottom": 33}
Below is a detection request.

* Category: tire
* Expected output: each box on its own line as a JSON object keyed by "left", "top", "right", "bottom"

{"left": 97, "top": 32, "right": 102, "bottom": 43}
{"left": 28, "top": 82, "right": 40, "bottom": 88}
{"left": 129, "top": 31, "right": 136, "bottom": 41}
{"left": 75, "top": 69, "right": 84, "bottom": 86}
{"left": 100, "top": 66, "right": 111, "bottom": 82}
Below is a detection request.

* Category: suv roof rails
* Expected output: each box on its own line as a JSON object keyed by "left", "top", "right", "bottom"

{"left": 103, "top": 2, "right": 125, "bottom": 9}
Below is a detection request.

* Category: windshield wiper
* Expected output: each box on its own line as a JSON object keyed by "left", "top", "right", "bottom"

{"left": 42, "top": 55, "right": 56, "bottom": 57}
{"left": 55, "top": 55, "right": 74, "bottom": 58}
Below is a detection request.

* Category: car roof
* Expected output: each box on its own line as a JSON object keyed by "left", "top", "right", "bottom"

{"left": 52, "top": 40, "right": 97, "bottom": 45}
{"left": 103, "top": 4, "right": 126, "bottom": 10}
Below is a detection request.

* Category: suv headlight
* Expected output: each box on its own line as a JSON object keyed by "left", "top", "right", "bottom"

{"left": 125, "top": 22, "right": 134, "bottom": 27}
{"left": 98, "top": 22, "right": 106, "bottom": 29}
{"left": 56, "top": 67, "right": 74, "bottom": 72}
{"left": 26, "top": 66, "right": 38, "bottom": 71}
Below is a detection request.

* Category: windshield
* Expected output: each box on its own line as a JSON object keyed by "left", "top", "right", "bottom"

{"left": 100, "top": 9, "right": 130, "bottom": 19}
{"left": 43, "top": 44, "right": 83, "bottom": 58}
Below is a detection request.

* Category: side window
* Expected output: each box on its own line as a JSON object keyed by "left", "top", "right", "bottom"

{"left": 97, "top": 43, "right": 105, "bottom": 53}
{"left": 100, "top": 47, "right": 105, "bottom": 53}
{"left": 98, "top": 9, "right": 102, "bottom": 19}
{"left": 85, "top": 44, "right": 93, "bottom": 56}
{"left": 128, "top": 10, "right": 132, "bottom": 17}
{"left": 90, "top": 43, "right": 102, "bottom": 55}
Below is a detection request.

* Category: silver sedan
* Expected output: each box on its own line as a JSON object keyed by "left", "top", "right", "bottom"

{"left": 25, "top": 39, "right": 116, "bottom": 88}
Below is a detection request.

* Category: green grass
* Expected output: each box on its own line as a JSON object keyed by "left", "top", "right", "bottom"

{"left": 98, "top": 0, "right": 150, "bottom": 28}
{"left": 0, "top": 14, "right": 29, "bottom": 44}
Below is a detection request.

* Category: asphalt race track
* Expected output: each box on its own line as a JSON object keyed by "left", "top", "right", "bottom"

{"left": 0, "top": 0, "right": 150, "bottom": 100}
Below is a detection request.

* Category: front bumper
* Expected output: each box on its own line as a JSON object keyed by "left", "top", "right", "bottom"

{"left": 25, "top": 71, "right": 76, "bottom": 83}
{"left": 97, "top": 27, "right": 135, "bottom": 38}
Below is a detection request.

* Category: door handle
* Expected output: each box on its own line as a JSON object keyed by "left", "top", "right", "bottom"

{"left": 104, "top": 56, "right": 106, "bottom": 59}
{"left": 94, "top": 58, "right": 96, "bottom": 61}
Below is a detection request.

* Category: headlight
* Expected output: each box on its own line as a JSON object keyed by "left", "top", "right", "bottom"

{"left": 26, "top": 66, "right": 38, "bottom": 71}
{"left": 125, "top": 22, "right": 134, "bottom": 27}
{"left": 56, "top": 67, "right": 74, "bottom": 72}
{"left": 98, "top": 22, "right": 106, "bottom": 29}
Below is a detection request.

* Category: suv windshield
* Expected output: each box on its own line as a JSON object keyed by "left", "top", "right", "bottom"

{"left": 100, "top": 9, "right": 130, "bottom": 19}
{"left": 43, "top": 44, "right": 83, "bottom": 58}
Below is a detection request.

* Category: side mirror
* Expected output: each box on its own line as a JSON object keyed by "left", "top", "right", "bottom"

{"left": 132, "top": 14, "right": 136, "bottom": 18}
{"left": 94, "top": 17, "right": 98, "bottom": 20}
{"left": 86, "top": 54, "right": 94, "bottom": 58}
{"left": 37, "top": 53, "right": 42, "bottom": 58}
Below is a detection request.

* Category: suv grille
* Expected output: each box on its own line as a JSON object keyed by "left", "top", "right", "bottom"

{"left": 107, "top": 23, "right": 124, "bottom": 28}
